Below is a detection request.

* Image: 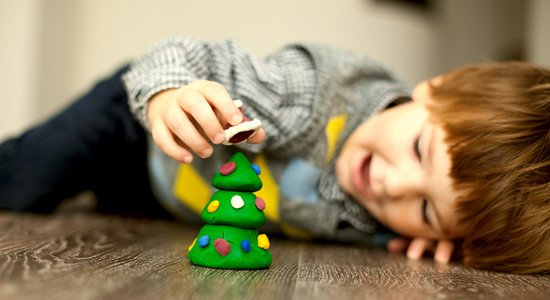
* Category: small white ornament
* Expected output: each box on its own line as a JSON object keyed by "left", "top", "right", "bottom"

{"left": 231, "top": 195, "right": 245, "bottom": 209}
{"left": 223, "top": 119, "right": 262, "bottom": 145}
{"left": 223, "top": 99, "right": 262, "bottom": 145}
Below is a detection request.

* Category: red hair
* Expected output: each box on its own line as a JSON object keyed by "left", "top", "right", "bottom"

{"left": 428, "top": 61, "right": 550, "bottom": 274}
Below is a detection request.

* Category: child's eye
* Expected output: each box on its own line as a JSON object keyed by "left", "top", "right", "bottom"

{"left": 421, "top": 199, "right": 430, "bottom": 225}
{"left": 414, "top": 135, "right": 422, "bottom": 160}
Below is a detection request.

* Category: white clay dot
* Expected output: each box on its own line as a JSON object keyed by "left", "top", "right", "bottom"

{"left": 231, "top": 195, "right": 245, "bottom": 209}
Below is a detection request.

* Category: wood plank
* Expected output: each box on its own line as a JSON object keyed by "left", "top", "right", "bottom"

{"left": 294, "top": 241, "right": 550, "bottom": 299}
{"left": 0, "top": 211, "right": 548, "bottom": 300}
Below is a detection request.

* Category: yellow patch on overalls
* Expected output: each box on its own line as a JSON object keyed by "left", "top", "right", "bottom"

{"left": 173, "top": 163, "right": 211, "bottom": 215}
{"left": 325, "top": 113, "right": 348, "bottom": 162}
{"left": 252, "top": 154, "right": 280, "bottom": 222}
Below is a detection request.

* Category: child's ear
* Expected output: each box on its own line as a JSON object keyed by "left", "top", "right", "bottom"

{"left": 413, "top": 75, "right": 444, "bottom": 105}
{"left": 412, "top": 80, "right": 432, "bottom": 105}
{"left": 430, "top": 75, "right": 444, "bottom": 86}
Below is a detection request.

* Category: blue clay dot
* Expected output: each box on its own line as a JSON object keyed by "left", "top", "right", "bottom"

{"left": 241, "top": 240, "right": 251, "bottom": 252}
{"left": 251, "top": 164, "right": 261, "bottom": 175}
{"left": 198, "top": 235, "right": 210, "bottom": 247}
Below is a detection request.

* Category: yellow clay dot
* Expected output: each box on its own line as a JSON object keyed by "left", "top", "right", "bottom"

{"left": 257, "top": 234, "right": 270, "bottom": 249}
{"left": 207, "top": 200, "right": 220, "bottom": 213}
{"left": 188, "top": 238, "right": 197, "bottom": 252}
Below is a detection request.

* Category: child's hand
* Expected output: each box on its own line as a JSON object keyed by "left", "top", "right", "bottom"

{"left": 387, "top": 236, "right": 455, "bottom": 263}
{"left": 146, "top": 80, "right": 266, "bottom": 163}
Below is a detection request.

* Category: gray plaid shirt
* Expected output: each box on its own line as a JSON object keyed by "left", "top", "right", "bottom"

{"left": 122, "top": 37, "right": 411, "bottom": 245}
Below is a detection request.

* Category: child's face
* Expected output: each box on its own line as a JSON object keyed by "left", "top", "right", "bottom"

{"left": 336, "top": 80, "right": 463, "bottom": 240}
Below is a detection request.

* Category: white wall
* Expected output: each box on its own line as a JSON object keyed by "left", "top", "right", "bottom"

{"left": 526, "top": 0, "right": 550, "bottom": 67}
{"left": 434, "top": 0, "right": 526, "bottom": 71}
{"left": 0, "top": 0, "right": 43, "bottom": 139}
{"left": 1, "top": 0, "right": 546, "bottom": 141}
{"left": 40, "top": 0, "right": 440, "bottom": 113}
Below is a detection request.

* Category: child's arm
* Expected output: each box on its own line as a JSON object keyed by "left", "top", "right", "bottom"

{"left": 122, "top": 37, "right": 317, "bottom": 160}
{"left": 146, "top": 81, "right": 266, "bottom": 163}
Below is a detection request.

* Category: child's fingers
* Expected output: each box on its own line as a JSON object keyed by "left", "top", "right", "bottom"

{"left": 151, "top": 121, "right": 193, "bottom": 163}
{"left": 406, "top": 238, "right": 434, "bottom": 260}
{"left": 162, "top": 104, "right": 213, "bottom": 159}
{"left": 386, "top": 237, "right": 410, "bottom": 253}
{"left": 177, "top": 88, "right": 226, "bottom": 144}
{"left": 245, "top": 128, "right": 266, "bottom": 144}
{"left": 189, "top": 80, "right": 243, "bottom": 126}
{"left": 434, "top": 239, "right": 454, "bottom": 263}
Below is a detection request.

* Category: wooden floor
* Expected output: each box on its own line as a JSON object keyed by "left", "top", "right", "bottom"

{"left": 1, "top": 210, "right": 549, "bottom": 300}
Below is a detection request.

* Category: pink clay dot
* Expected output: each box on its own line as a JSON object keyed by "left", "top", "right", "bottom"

{"left": 214, "top": 238, "right": 231, "bottom": 256}
{"left": 219, "top": 161, "right": 236, "bottom": 175}
{"left": 255, "top": 197, "right": 266, "bottom": 211}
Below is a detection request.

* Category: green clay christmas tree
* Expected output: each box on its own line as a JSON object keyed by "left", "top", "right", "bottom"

{"left": 187, "top": 152, "right": 272, "bottom": 269}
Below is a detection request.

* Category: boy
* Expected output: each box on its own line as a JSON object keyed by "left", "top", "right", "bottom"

{"left": 1, "top": 37, "right": 548, "bottom": 274}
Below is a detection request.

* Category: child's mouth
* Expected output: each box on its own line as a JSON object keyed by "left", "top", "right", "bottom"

{"left": 352, "top": 153, "right": 373, "bottom": 199}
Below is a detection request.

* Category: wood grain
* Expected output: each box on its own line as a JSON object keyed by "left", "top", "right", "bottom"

{"left": 0, "top": 211, "right": 548, "bottom": 300}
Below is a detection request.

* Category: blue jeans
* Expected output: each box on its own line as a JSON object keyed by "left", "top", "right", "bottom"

{"left": 0, "top": 65, "right": 169, "bottom": 217}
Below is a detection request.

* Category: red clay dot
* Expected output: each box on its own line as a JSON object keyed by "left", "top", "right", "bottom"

{"left": 220, "top": 161, "right": 236, "bottom": 175}
{"left": 229, "top": 130, "right": 254, "bottom": 144}
{"left": 214, "top": 238, "right": 231, "bottom": 256}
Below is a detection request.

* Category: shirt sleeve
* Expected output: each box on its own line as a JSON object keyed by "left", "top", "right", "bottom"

{"left": 121, "top": 36, "right": 317, "bottom": 152}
